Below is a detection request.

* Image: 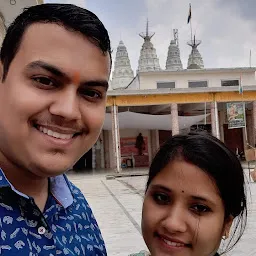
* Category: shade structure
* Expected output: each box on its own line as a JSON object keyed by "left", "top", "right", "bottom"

{"left": 103, "top": 111, "right": 210, "bottom": 130}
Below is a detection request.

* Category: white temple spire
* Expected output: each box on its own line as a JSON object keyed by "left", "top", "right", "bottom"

{"left": 166, "top": 29, "right": 183, "bottom": 71}
{"left": 111, "top": 40, "right": 134, "bottom": 90}
{"left": 138, "top": 19, "right": 161, "bottom": 72}
{"left": 187, "top": 35, "right": 204, "bottom": 69}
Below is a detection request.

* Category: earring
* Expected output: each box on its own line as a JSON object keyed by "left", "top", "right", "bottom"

{"left": 222, "top": 235, "right": 226, "bottom": 240}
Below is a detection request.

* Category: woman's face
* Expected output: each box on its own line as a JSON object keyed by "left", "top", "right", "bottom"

{"left": 142, "top": 160, "right": 233, "bottom": 256}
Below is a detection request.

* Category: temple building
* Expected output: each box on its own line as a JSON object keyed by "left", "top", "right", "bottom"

{"left": 100, "top": 24, "right": 256, "bottom": 172}
{"left": 1, "top": 1, "right": 256, "bottom": 172}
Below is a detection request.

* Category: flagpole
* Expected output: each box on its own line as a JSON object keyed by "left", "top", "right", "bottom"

{"left": 190, "top": 17, "right": 193, "bottom": 42}
{"left": 250, "top": 49, "right": 252, "bottom": 67}
{"left": 188, "top": 3, "right": 193, "bottom": 42}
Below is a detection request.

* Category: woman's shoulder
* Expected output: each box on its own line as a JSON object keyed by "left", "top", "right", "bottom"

{"left": 128, "top": 251, "right": 150, "bottom": 256}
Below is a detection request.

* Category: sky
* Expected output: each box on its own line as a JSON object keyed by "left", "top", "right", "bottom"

{"left": 45, "top": 0, "right": 256, "bottom": 73}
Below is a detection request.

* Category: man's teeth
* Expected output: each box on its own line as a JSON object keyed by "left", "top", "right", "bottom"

{"left": 163, "top": 239, "right": 185, "bottom": 247}
{"left": 38, "top": 126, "right": 74, "bottom": 139}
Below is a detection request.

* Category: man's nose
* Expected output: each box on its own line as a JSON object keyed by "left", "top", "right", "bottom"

{"left": 49, "top": 88, "right": 81, "bottom": 120}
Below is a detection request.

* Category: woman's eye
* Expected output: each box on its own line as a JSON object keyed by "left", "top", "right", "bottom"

{"left": 32, "top": 77, "right": 55, "bottom": 87}
{"left": 191, "top": 204, "right": 211, "bottom": 214}
{"left": 153, "top": 193, "right": 170, "bottom": 205}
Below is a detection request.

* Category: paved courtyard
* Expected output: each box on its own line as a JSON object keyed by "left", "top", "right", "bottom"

{"left": 68, "top": 169, "right": 256, "bottom": 256}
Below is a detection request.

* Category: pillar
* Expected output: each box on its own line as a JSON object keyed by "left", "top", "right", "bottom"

{"left": 171, "top": 103, "right": 179, "bottom": 135}
{"left": 219, "top": 109, "right": 225, "bottom": 143}
{"left": 253, "top": 101, "right": 256, "bottom": 146}
{"left": 111, "top": 105, "right": 121, "bottom": 172}
{"left": 103, "top": 130, "right": 110, "bottom": 169}
{"left": 211, "top": 101, "right": 220, "bottom": 139}
{"left": 100, "top": 132, "right": 105, "bottom": 169}
{"left": 92, "top": 145, "right": 96, "bottom": 169}
{"left": 155, "top": 130, "right": 160, "bottom": 149}
{"left": 150, "top": 130, "right": 160, "bottom": 157}
{"left": 246, "top": 110, "right": 253, "bottom": 147}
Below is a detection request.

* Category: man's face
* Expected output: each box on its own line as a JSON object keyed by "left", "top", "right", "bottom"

{"left": 0, "top": 23, "right": 111, "bottom": 177}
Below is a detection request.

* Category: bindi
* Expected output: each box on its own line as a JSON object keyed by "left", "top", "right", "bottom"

{"left": 72, "top": 71, "right": 80, "bottom": 85}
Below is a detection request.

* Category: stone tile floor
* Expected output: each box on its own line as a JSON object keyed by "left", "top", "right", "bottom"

{"left": 68, "top": 169, "right": 256, "bottom": 256}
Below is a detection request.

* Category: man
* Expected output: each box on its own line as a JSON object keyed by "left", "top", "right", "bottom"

{"left": 0, "top": 3, "right": 111, "bottom": 255}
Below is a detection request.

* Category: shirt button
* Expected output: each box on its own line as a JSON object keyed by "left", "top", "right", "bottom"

{"left": 38, "top": 226, "right": 46, "bottom": 235}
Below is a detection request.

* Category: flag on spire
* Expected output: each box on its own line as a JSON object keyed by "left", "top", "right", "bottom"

{"left": 187, "top": 3, "right": 192, "bottom": 24}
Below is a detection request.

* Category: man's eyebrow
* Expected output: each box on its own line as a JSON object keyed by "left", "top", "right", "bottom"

{"left": 25, "top": 60, "right": 68, "bottom": 79}
{"left": 83, "top": 80, "right": 109, "bottom": 91}
{"left": 26, "top": 60, "right": 109, "bottom": 90}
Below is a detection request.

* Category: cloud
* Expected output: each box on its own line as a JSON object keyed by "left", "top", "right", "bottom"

{"left": 104, "top": 0, "right": 256, "bottom": 73}
{"left": 144, "top": 0, "right": 256, "bottom": 69}
{"left": 44, "top": 0, "right": 256, "bottom": 72}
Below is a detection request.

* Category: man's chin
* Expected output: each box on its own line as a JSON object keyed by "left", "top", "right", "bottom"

{"left": 31, "top": 163, "right": 72, "bottom": 178}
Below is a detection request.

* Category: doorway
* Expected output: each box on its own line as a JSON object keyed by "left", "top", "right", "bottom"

{"left": 223, "top": 124, "right": 244, "bottom": 154}
{"left": 73, "top": 149, "right": 92, "bottom": 171}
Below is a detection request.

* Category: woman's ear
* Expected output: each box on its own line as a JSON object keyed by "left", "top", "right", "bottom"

{"left": 222, "top": 215, "right": 234, "bottom": 238}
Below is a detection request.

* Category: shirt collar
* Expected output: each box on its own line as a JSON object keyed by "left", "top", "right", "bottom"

{"left": 0, "top": 168, "right": 73, "bottom": 209}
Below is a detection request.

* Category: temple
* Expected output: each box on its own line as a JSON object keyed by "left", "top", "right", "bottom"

{"left": 1, "top": 2, "right": 256, "bottom": 172}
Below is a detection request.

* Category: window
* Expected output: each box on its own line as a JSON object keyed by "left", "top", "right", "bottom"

{"left": 221, "top": 80, "right": 239, "bottom": 86}
{"left": 188, "top": 81, "right": 208, "bottom": 88}
{"left": 157, "top": 82, "right": 175, "bottom": 89}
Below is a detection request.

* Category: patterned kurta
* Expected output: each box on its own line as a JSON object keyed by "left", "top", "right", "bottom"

{"left": 0, "top": 169, "right": 106, "bottom": 255}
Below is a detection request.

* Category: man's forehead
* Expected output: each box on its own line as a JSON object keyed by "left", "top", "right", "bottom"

{"left": 20, "top": 23, "right": 78, "bottom": 48}
{"left": 15, "top": 23, "right": 111, "bottom": 77}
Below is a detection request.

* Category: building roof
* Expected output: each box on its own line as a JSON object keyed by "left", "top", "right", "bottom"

{"left": 138, "top": 67, "right": 256, "bottom": 76}
{"left": 107, "top": 85, "right": 256, "bottom": 96}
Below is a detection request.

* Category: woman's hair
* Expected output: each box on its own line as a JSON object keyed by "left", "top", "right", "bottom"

{"left": 146, "top": 132, "right": 247, "bottom": 254}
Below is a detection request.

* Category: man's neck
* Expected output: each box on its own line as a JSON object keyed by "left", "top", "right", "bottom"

{"left": 0, "top": 154, "right": 49, "bottom": 212}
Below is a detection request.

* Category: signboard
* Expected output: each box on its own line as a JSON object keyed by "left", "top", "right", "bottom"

{"left": 226, "top": 102, "right": 246, "bottom": 129}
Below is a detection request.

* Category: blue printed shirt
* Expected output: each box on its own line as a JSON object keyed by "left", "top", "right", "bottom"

{"left": 0, "top": 168, "right": 107, "bottom": 255}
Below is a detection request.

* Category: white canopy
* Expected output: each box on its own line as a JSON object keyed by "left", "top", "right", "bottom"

{"left": 103, "top": 111, "right": 210, "bottom": 130}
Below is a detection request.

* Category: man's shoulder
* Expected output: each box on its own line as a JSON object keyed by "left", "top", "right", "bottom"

{"left": 64, "top": 177, "right": 93, "bottom": 213}
{"left": 66, "top": 178, "right": 83, "bottom": 196}
{"left": 65, "top": 177, "right": 87, "bottom": 203}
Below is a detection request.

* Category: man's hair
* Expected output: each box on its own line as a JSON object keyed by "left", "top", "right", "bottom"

{"left": 0, "top": 3, "right": 112, "bottom": 80}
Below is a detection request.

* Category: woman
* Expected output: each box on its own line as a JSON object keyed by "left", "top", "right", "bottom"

{"left": 131, "top": 132, "right": 247, "bottom": 256}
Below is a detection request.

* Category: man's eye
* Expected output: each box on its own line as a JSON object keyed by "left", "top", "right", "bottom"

{"left": 82, "top": 90, "right": 102, "bottom": 99}
{"left": 191, "top": 204, "right": 211, "bottom": 214}
{"left": 32, "top": 77, "right": 55, "bottom": 87}
{"left": 152, "top": 192, "right": 170, "bottom": 205}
